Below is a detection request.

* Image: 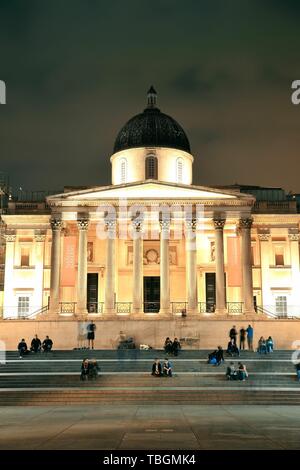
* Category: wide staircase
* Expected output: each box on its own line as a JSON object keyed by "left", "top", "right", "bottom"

{"left": 0, "top": 349, "right": 299, "bottom": 405}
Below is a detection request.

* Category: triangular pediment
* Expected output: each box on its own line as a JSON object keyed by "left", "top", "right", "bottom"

{"left": 48, "top": 181, "right": 253, "bottom": 203}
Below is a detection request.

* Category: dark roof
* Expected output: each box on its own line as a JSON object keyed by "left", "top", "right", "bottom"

{"left": 113, "top": 88, "right": 191, "bottom": 154}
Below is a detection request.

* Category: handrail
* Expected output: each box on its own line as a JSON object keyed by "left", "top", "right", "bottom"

{"left": 25, "top": 305, "right": 49, "bottom": 319}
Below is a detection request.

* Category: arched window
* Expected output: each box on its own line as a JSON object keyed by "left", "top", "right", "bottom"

{"left": 176, "top": 158, "right": 183, "bottom": 183}
{"left": 145, "top": 155, "right": 158, "bottom": 180}
{"left": 120, "top": 158, "right": 127, "bottom": 183}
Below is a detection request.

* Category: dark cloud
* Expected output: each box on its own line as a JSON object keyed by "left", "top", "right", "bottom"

{"left": 0, "top": 0, "right": 300, "bottom": 192}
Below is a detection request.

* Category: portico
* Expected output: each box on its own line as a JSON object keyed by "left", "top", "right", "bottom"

{"left": 43, "top": 179, "right": 256, "bottom": 318}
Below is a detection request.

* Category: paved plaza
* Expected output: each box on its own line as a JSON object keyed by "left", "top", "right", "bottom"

{"left": 0, "top": 404, "right": 300, "bottom": 450}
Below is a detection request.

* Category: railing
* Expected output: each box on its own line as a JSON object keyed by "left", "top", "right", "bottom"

{"left": 115, "top": 302, "right": 132, "bottom": 314}
{"left": 87, "top": 302, "right": 104, "bottom": 314}
{"left": 171, "top": 302, "right": 187, "bottom": 314}
{"left": 144, "top": 302, "right": 160, "bottom": 313}
{"left": 256, "top": 305, "right": 299, "bottom": 319}
{"left": 26, "top": 305, "right": 49, "bottom": 319}
{"left": 198, "top": 302, "right": 215, "bottom": 313}
{"left": 253, "top": 200, "right": 297, "bottom": 214}
{"left": 59, "top": 302, "right": 76, "bottom": 314}
{"left": 226, "top": 302, "right": 243, "bottom": 314}
{"left": 1, "top": 305, "right": 48, "bottom": 319}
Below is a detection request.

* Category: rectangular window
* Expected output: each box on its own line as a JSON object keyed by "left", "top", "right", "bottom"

{"left": 275, "top": 246, "right": 284, "bottom": 266}
{"left": 275, "top": 296, "right": 287, "bottom": 316}
{"left": 20, "top": 247, "right": 30, "bottom": 267}
{"left": 18, "top": 296, "right": 30, "bottom": 316}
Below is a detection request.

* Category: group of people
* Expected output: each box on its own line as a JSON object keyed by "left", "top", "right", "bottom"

{"left": 151, "top": 358, "right": 173, "bottom": 377}
{"left": 164, "top": 337, "right": 181, "bottom": 356}
{"left": 228, "top": 325, "right": 254, "bottom": 351}
{"left": 226, "top": 362, "right": 248, "bottom": 381}
{"left": 80, "top": 358, "right": 100, "bottom": 380}
{"left": 17, "top": 335, "right": 53, "bottom": 357}
{"left": 257, "top": 336, "right": 274, "bottom": 354}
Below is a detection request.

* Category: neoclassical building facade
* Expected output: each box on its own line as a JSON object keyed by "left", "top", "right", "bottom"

{"left": 1, "top": 88, "right": 300, "bottom": 320}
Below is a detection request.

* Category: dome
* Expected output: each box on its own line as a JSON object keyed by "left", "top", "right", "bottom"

{"left": 113, "top": 87, "right": 191, "bottom": 154}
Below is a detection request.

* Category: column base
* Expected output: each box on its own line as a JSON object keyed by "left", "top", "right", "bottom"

{"left": 43, "top": 311, "right": 60, "bottom": 320}
{"left": 103, "top": 308, "right": 116, "bottom": 317}
{"left": 187, "top": 308, "right": 198, "bottom": 315}
{"left": 159, "top": 307, "right": 171, "bottom": 316}
{"left": 243, "top": 309, "right": 260, "bottom": 318}
{"left": 214, "top": 308, "right": 227, "bottom": 316}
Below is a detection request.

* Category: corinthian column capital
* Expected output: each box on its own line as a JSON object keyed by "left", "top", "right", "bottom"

{"left": 4, "top": 231, "right": 16, "bottom": 242}
{"left": 77, "top": 218, "right": 89, "bottom": 231}
{"left": 213, "top": 218, "right": 226, "bottom": 230}
{"left": 185, "top": 218, "right": 197, "bottom": 232}
{"left": 50, "top": 218, "right": 63, "bottom": 231}
{"left": 239, "top": 217, "right": 253, "bottom": 230}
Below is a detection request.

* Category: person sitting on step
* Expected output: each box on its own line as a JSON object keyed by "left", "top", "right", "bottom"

{"left": 164, "top": 337, "right": 173, "bottom": 354}
{"left": 30, "top": 334, "right": 41, "bottom": 353}
{"left": 151, "top": 358, "right": 162, "bottom": 377}
{"left": 172, "top": 337, "right": 181, "bottom": 356}
{"left": 88, "top": 359, "right": 100, "bottom": 380}
{"left": 257, "top": 337, "right": 267, "bottom": 354}
{"left": 80, "top": 358, "right": 89, "bottom": 381}
{"left": 226, "top": 362, "right": 237, "bottom": 380}
{"left": 227, "top": 338, "right": 240, "bottom": 357}
{"left": 163, "top": 358, "right": 173, "bottom": 377}
{"left": 208, "top": 350, "right": 218, "bottom": 365}
{"left": 266, "top": 336, "right": 274, "bottom": 353}
{"left": 295, "top": 362, "right": 300, "bottom": 383}
{"left": 18, "top": 339, "right": 29, "bottom": 358}
{"left": 237, "top": 362, "right": 248, "bottom": 381}
{"left": 42, "top": 336, "right": 53, "bottom": 353}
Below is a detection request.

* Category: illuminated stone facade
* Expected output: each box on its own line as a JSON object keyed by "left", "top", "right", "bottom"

{"left": 1, "top": 89, "right": 300, "bottom": 320}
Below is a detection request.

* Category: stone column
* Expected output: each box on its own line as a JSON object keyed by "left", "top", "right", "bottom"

{"left": 289, "top": 229, "right": 300, "bottom": 314}
{"left": 104, "top": 220, "right": 116, "bottom": 315}
{"left": 240, "top": 218, "right": 255, "bottom": 314}
{"left": 185, "top": 218, "right": 198, "bottom": 314}
{"left": 49, "top": 218, "right": 62, "bottom": 314}
{"left": 3, "top": 231, "right": 16, "bottom": 318}
{"left": 159, "top": 219, "right": 170, "bottom": 315}
{"left": 258, "top": 229, "right": 272, "bottom": 309}
{"left": 213, "top": 218, "right": 226, "bottom": 314}
{"left": 76, "top": 218, "right": 89, "bottom": 315}
{"left": 132, "top": 220, "right": 143, "bottom": 315}
{"left": 34, "top": 231, "right": 46, "bottom": 312}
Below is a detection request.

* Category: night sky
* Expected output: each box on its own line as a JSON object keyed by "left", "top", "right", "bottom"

{"left": 0, "top": 0, "right": 300, "bottom": 193}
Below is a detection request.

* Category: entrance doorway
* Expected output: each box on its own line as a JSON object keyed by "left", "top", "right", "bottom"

{"left": 87, "top": 273, "right": 98, "bottom": 313}
{"left": 143, "top": 276, "right": 160, "bottom": 312}
{"left": 205, "top": 272, "right": 226, "bottom": 312}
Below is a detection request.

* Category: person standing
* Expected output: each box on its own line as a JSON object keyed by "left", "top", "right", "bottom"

{"left": 246, "top": 324, "right": 254, "bottom": 351}
{"left": 87, "top": 321, "right": 96, "bottom": 349}
{"left": 229, "top": 325, "right": 238, "bottom": 346}
{"left": 239, "top": 327, "right": 246, "bottom": 350}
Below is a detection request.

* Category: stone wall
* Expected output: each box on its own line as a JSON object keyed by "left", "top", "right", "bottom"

{"left": 0, "top": 318, "right": 300, "bottom": 351}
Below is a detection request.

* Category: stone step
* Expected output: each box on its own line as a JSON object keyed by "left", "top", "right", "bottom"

{"left": 0, "top": 388, "right": 300, "bottom": 406}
